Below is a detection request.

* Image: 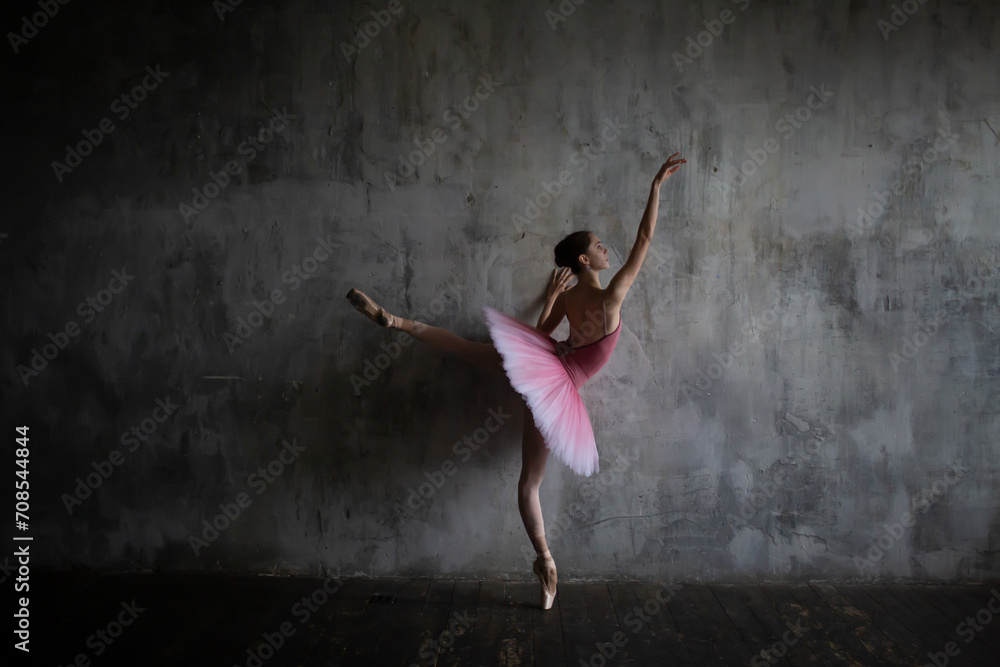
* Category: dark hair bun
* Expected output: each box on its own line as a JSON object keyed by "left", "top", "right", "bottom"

{"left": 553, "top": 231, "right": 592, "bottom": 274}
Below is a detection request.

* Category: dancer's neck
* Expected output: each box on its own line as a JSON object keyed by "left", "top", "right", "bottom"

{"left": 577, "top": 271, "right": 602, "bottom": 288}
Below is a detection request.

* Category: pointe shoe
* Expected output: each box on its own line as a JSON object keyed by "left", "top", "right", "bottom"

{"left": 533, "top": 555, "right": 558, "bottom": 610}
{"left": 347, "top": 287, "right": 414, "bottom": 334}
{"left": 346, "top": 288, "right": 389, "bottom": 326}
{"left": 346, "top": 289, "right": 415, "bottom": 334}
{"left": 346, "top": 288, "right": 392, "bottom": 326}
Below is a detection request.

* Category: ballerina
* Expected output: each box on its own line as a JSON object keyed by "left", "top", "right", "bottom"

{"left": 347, "top": 153, "right": 686, "bottom": 609}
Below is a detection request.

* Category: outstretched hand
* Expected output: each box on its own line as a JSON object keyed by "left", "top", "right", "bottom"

{"left": 652, "top": 153, "right": 686, "bottom": 188}
{"left": 546, "top": 267, "right": 574, "bottom": 299}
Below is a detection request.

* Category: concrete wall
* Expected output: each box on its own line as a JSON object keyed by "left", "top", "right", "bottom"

{"left": 3, "top": 0, "right": 999, "bottom": 582}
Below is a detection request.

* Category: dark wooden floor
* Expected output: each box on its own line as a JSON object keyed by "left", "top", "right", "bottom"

{"left": 25, "top": 571, "right": 1000, "bottom": 666}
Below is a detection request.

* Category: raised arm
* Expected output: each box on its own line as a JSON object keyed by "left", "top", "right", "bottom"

{"left": 605, "top": 154, "right": 686, "bottom": 306}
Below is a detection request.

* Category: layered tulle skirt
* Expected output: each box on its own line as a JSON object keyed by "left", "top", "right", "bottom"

{"left": 483, "top": 306, "right": 601, "bottom": 476}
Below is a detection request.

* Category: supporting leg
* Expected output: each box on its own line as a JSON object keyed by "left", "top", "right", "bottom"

{"left": 518, "top": 406, "right": 550, "bottom": 545}
{"left": 519, "top": 405, "right": 558, "bottom": 609}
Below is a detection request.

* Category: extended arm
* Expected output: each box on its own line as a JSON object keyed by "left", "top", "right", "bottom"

{"left": 605, "top": 154, "right": 686, "bottom": 305}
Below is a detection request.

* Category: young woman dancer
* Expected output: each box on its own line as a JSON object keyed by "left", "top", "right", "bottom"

{"left": 347, "top": 153, "right": 686, "bottom": 609}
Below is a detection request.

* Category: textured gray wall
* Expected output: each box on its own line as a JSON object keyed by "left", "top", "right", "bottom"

{"left": 3, "top": 0, "right": 998, "bottom": 583}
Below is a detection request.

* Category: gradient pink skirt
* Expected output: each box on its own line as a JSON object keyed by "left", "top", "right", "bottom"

{"left": 483, "top": 306, "right": 605, "bottom": 476}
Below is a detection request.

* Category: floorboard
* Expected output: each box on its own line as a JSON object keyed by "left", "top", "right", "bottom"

{"left": 25, "top": 571, "right": 1000, "bottom": 667}
{"left": 711, "top": 584, "right": 796, "bottom": 667}
{"left": 746, "top": 584, "right": 825, "bottom": 665}
{"left": 809, "top": 583, "right": 916, "bottom": 666}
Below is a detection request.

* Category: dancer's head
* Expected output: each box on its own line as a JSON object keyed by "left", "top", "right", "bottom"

{"left": 554, "top": 231, "right": 610, "bottom": 274}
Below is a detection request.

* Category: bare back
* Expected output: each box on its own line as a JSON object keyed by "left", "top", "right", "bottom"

{"left": 562, "top": 285, "right": 622, "bottom": 348}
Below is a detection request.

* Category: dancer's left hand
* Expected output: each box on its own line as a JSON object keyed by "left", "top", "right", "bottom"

{"left": 653, "top": 153, "right": 686, "bottom": 188}
{"left": 547, "top": 267, "right": 574, "bottom": 299}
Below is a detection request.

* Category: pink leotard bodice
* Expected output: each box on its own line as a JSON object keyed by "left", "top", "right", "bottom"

{"left": 556, "top": 319, "right": 622, "bottom": 389}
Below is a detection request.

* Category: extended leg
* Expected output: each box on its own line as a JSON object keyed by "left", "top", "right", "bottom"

{"left": 406, "top": 321, "right": 504, "bottom": 375}
{"left": 347, "top": 288, "right": 503, "bottom": 374}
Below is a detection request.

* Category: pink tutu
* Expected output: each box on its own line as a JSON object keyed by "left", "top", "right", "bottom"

{"left": 483, "top": 306, "right": 622, "bottom": 477}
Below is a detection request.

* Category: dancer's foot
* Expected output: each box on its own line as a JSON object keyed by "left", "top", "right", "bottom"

{"left": 533, "top": 551, "right": 558, "bottom": 610}
{"left": 346, "top": 289, "right": 414, "bottom": 333}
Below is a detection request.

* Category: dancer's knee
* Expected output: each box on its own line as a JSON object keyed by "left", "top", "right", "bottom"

{"left": 518, "top": 471, "right": 544, "bottom": 494}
